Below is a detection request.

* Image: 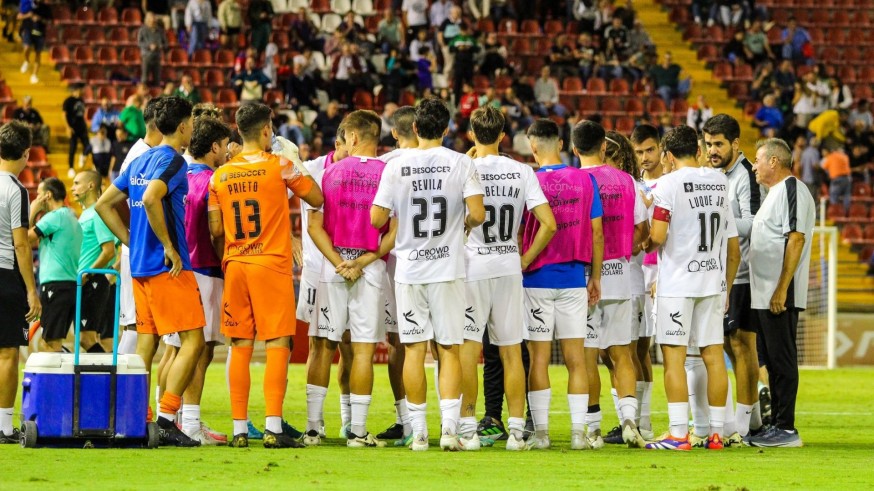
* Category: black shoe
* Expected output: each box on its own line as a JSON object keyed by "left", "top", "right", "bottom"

{"left": 157, "top": 418, "right": 201, "bottom": 447}
{"left": 0, "top": 428, "right": 20, "bottom": 444}
{"left": 603, "top": 426, "right": 624, "bottom": 444}
{"left": 523, "top": 416, "right": 534, "bottom": 441}
{"left": 476, "top": 416, "right": 508, "bottom": 441}
{"left": 376, "top": 423, "right": 404, "bottom": 440}
{"left": 230, "top": 433, "right": 249, "bottom": 448}
{"left": 263, "top": 429, "right": 305, "bottom": 448}
{"left": 280, "top": 420, "right": 304, "bottom": 439}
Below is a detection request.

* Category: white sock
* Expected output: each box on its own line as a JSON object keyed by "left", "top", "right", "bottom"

{"left": 439, "top": 398, "right": 460, "bottom": 435}
{"left": 406, "top": 400, "right": 427, "bottom": 438}
{"left": 396, "top": 399, "right": 412, "bottom": 436}
{"left": 0, "top": 408, "right": 12, "bottom": 434}
{"left": 750, "top": 401, "right": 763, "bottom": 430}
{"left": 305, "top": 384, "right": 327, "bottom": 432}
{"left": 618, "top": 396, "right": 638, "bottom": 423}
{"left": 459, "top": 416, "right": 477, "bottom": 438}
{"left": 685, "top": 357, "right": 709, "bottom": 437}
{"left": 610, "top": 388, "right": 622, "bottom": 423}
{"left": 340, "top": 394, "right": 351, "bottom": 426}
{"left": 155, "top": 386, "right": 161, "bottom": 412}
{"left": 709, "top": 405, "right": 725, "bottom": 438}
{"left": 736, "top": 403, "right": 753, "bottom": 437}
{"left": 233, "top": 419, "right": 248, "bottom": 436}
{"left": 181, "top": 404, "right": 200, "bottom": 434}
{"left": 265, "top": 416, "right": 282, "bottom": 434}
{"left": 507, "top": 416, "right": 525, "bottom": 440}
{"left": 640, "top": 381, "right": 654, "bottom": 430}
{"left": 585, "top": 407, "right": 602, "bottom": 435}
{"left": 350, "top": 393, "right": 371, "bottom": 437}
{"left": 118, "top": 329, "right": 138, "bottom": 354}
{"left": 567, "top": 394, "right": 589, "bottom": 432}
{"left": 634, "top": 381, "right": 645, "bottom": 424}
{"left": 527, "top": 388, "right": 551, "bottom": 432}
{"left": 724, "top": 378, "right": 737, "bottom": 436}
{"left": 158, "top": 410, "right": 175, "bottom": 422}
{"left": 668, "top": 402, "right": 690, "bottom": 439}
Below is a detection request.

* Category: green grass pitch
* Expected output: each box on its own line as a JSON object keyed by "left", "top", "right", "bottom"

{"left": 3, "top": 364, "right": 873, "bottom": 490}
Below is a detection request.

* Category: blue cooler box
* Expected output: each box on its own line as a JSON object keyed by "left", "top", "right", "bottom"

{"left": 21, "top": 353, "right": 149, "bottom": 443}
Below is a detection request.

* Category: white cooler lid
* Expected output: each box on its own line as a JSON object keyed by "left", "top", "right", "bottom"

{"left": 24, "top": 353, "right": 147, "bottom": 375}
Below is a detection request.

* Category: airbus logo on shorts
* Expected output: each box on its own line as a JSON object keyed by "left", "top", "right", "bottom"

{"left": 401, "top": 310, "right": 424, "bottom": 335}
{"left": 464, "top": 307, "right": 477, "bottom": 331}
{"left": 687, "top": 258, "right": 719, "bottom": 273}
{"left": 664, "top": 311, "right": 686, "bottom": 336}
{"left": 223, "top": 302, "right": 238, "bottom": 327}
{"left": 530, "top": 308, "right": 544, "bottom": 325}
{"left": 384, "top": 309, "right": 397, "bottom": 327}
{"left": 403, "top": 310, "right": 419, "bottom": 327}
{"left": 408, "top": 246, "right": 450, "bottom": 261}
{"left": 321, "top": 307, "right": 330, "bottom": 323}
{"left": 587, "top": 316, "right": 597, "bottom": 340}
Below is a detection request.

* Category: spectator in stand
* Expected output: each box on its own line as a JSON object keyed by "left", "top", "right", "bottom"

{"left": 90, "top": 98, "right": 120, "bottom": 136}
{"left": 2, "top": 0, "right": 16, "bottom": 43}
{"left": 572, "top": 0, "right": 603, "bottom": 34}
{"left": 275, "top": 113, "right": 305, "bottom": 146}
{"left": 247, "top": 0, "right": 273, "bottom": 54}
{"left": 119, "top": 94, "right": 146, "bottom": 143}
{"left": 603, "top": 16, "right": 630, "bottom": 61}
{"left": 743, "top": 20, "right": 774, "bottom": 66}
{"left": 808, "top": 108, "right": 848, "bottom": 149}
{"left": 820, "top": 142, "right": 851, "bottom": 210}
{"left": 792, "top": 71, "right": 826, "bottom": 129}
{"left": 714, "top": 0, "right": 744, "bottom": 28}
{"left": 184, "top": 0, "right": 212, "bottom": 57}
{"left": 550, "top": 34, "right": 579, "bottom": 79}
{"left": 13, "top": 96, "right": 48, "bottom": 149}
{"left": 416, "top": 46, "right": 436, "bottom": 92}
{"left": 793, "top": 134, "right": 821, "bottom": 200}
{"left": 63, "top": 84, "right": 90, "bottom": 178}
{"left": 627, "top": 19, "right": 652, "bottom": 59}
{"left": 723, "top": 29, "right": 748, "bottom": 65}
{"left": 312, "top": 100, "right": 343, "bottom": 147}
{"left": 143, "top": 0, "right": 172, "bottom": 28}
{"left": 379, "top": 103, "right": 397, "bottom": 144}
{"left": 686, "top": 94, "right": 713, "bottom": 133}
{"left": 162, "top": 81, "right": 176, "bottom": 96}
{"left": 500, "top": 87, "right": 532, "bottom": 134}
{"left": 479, "top": 31, "right": 509, "bottom": 77}
{"left": 174, "top": 74, "right": 202, "bottom": 104}
{"left": 449, "top": 22, "right": 479, "bottom": 97}
{"left": 458, "top": 81, "right": 479, "bottom": 130}
{"left": 232, "top": 56, "right": 272, "bottom": 103}
{"left": 754, "top": 93, "right": 784, "bottom": 137}
{"left": 138, "top": 12, "right": 168, "bottom": 87}
{"left": 648, "top": 51, "right": 690, "bottom": 106}
{"left": 378, "top": 9, "right": 405, "bottom": 54}
{"left": 291, "top": 8, "right": 321, "bottom": 51}
{"left": 18, "top": 0, "right": 50, "bottom": 84}
{"left": 781, "top": 17, "right": 812, "bottom": 65}
{"left": 429, "top": 0, "right": 451, "bottom": 29}
{"left": 89, "top": 125, "right": 112, "bottom": 179}
{"left": 750, "top": 61, "right": 777, "bottom": 101}
{"left": 110, "top": 126, "right": 133, "bottom": 181}
{"left": 339, "top": 11, "right": 365, "bottom": 43}
{"left": 846, "top": 120, "right": 873, "bottom": 181}
{"left": 217, "top": 0, "right": 241, "bottom": 49}
{"left": 409, "top": 28, "right": 434, "bottom": 62}
{"left": 330, "top": 42, "right": 368, "bottom": 107}
{"left": 828, "top": 77, "right": 853, "bottom": 111}
{"left": 403, "top": 0, "right": 429, "bottom": 37}
{"left": 774, "top": 59, "right": 796, "bottom": 111}
{"left": 849, "top": 100, "right": 873, "bottom": 131}
{"left": 438, "top": 5, "right": 464, "bottom": 76}
{"left": 285, "top": 61, "right": 319, "bottom": 109}
{"left": 533, "top": 66, "right": 566, "bottom": 117}
{"left": 574, "top": 32, "right": 597, "bottom": 81}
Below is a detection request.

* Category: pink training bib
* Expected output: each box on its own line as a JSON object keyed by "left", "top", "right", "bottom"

{"left": 523, "top": 166, "right": 595, "bottom": 271}
{"left": 322, "top": 156, "right": 388, "bottom": 251}
{"left": 582, "top": 165, "right": 636, "bottom": 261}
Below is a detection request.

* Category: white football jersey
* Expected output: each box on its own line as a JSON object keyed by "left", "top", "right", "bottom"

{"left": 652, "top": 166, "right": 738, "bottom": 298}
{"left": 373, "top": 146, "right": 484, "bottom": 284}
{"left": 465, "top": 155, "right": 548, "bottom": 282}
{"left": 380, "top": 147, "right": 418, "bottom": 164}
{"left": 299, "top": 155, "right": 329, "bottom": 273}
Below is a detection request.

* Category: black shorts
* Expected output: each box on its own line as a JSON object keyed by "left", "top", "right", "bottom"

{"left": 20, "top": 30, "right": 44, "bottom": 51}
{"left": 221, "top": 27, "right": 240, "bottom": 37}
{"left": 724, "top": 283, "right": 756, "bottom": 335}
{"left": 80, "top": 274, "right": 112, "bottom": 339}
{"left": 0, "top": 268, "right": 28, "bottom": 348}
{"left": 39, "top": 281, "right": 76, "bottom": 341}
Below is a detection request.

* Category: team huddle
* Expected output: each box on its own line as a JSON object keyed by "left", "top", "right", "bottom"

{"left": 0, "top": 93, "right": 813, "bottom": 451}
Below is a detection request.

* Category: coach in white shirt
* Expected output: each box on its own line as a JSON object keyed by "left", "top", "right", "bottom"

{"left": 748, "top": 138, "right": 815, "bottom": 448}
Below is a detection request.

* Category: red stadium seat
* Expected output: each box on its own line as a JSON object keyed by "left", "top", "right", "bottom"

{"left": 545, "top": 20, "right": 564, "bottom": 36}
{"left": 96, "top": 85, "right": 118, "bottom": 104}
{"left": 84, "top": 27, "right": 106, "bottom": 45}
{"left": 214, "top": 49, "right": 236, "bottom": 68}
{"left": 498, "top": 19, "right": 518, "bottom": 35}
{"left": 64, "top": 28, "right": 83, "bottom": 46}
{"left": 838, "top": 66, "right": 857, "bottom": 84}
{"left": 165, "top": 48, "right": 189, "bottom": 67}
{"left": 585, "top": 77, "right": 607, "bottom": 95}
{"left": 561, "top": 76, "right": 584, "bottom": 95}
{"left": 74, "top": 7, "right": 97, "bottom": 25}
{"left": 646, "top": 97, "right": 667, "bottom": 115}
{"left": 521, "top": 20, "right": 541, "bottom": 35}
{"left": 84, "top": 67, "right": 108, "bottom": 84}
{"left": 842, "top": 223, "right": 863, "bottom": 241}
{"left": 826, "top": 203, "right": 846, "bottom": 220}
{"left": 97, "top": 8, "right": 119, "bottom": 24}
{"left": 50, "top": 46, "right": 70, "bottom": 64}
{"left": 578, "top": 96, "right": 599, "bottom": 115}
{"left": 853, "top": 182, "right": 873, "bottom": 197}
{"left": 191, "top": 49, "right": 212, "bottom": 66}
{"left": 264, "top": 89, "right": 285, "bottom": 105}
{"left": 73, "top": 46, "right": 95, "bottom": 64}
{"left": 670, "top": 98, "right": 689, "bottom": 116}
{"left": 205, "top": 69, "right": 226, "bottom": 87}
{"left": 18, "top": 168, "right": 35, "bottom": 188}
{"left": 120, "top": 8, "right": 142, "bottom": 25}
{"left": 625, "top": 98, "right": 645, "bottom": 117}
{"left": 511, "top": 38, "right": 531, "bottom": 55}
{"left": 27, "top": 146, "right": 47, "bottom": 168}
{"left": 601, "top": 98, "right": 622, "bottom": 117}
{"left": 109, "top": 27, "right": 131, "bottom": 46}
{"left": 848, "top": 203, "right": 869, "bottom": 219}
{"left": 120, "top": 47, "right": 141, "bottom": 66}
{"left": 696, "top": 44, "right": 719, "bottom": 63}
{"left": 216, "top": 89, "right": 238, "bottom": 107}
{"left": 609, "top": 78, "right": 630, "bottom": 95}
{"left": 864, "top": 224, "right": 874, "bottom": 240}
{"left": 61, "top": 66, "right": 83, "bottom": 82}
{"left": 96, "top": 47, "right": 118, "bottom": 65}
{"left": 614, "top": 117, "right": 635, "bottom": 135}
{"left": 712, "top": 62, "right": 732, "bottom": 82}
{"left": 477, "top": 18, "right": 495, "bottom": 33}
{"left": 180, "top": 70, "right": 202, "bottom": 86}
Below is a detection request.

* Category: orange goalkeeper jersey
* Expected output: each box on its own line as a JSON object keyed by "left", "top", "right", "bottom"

{"left": 209, "top": 150, "right": 313, "bottom": 275}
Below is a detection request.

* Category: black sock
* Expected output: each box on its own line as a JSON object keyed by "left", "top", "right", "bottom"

{"left": 587, "top": 404, "right": 601, "bottom": 414}
{"left": 86, "top": 343, "right": 105, "bottom": 353}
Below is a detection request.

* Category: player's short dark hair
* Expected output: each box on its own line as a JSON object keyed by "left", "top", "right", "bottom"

{"left": 192, "top": 103, "right": 223, "bottom": 120}
{"left": 0, "top": 121, "right": 32, "bottom": 160}
{"left": 630, "top": 124, "right": 659, "bottom": 146}
{"left": 571, "top": 120, "right": 606, "bottom": 156}
{"left": 235, "top": 103, "right": 273, "bottom": 142}
{"left": 143, "top": 96, "right": 160, "bottom": 127}
{"left": 153, "top": 96, "right": 193, "bottom": 135}
{"left": 702, "top": 114, "right": 741, "bottom": 142}
{"left": 391, "top": 106, "right": 417, "bottom": 140}
{"left": 662, "top": 125, "right": 699, "bottom": 159}
{"left": 41, "top": 177, "right": 66, "bottom": 201}
{"left": 415, "top": 98, "right": 450, "bottom": 140}
{"left": 526, "top": 118, "right": 561, "bottom": 140}
{"left": 470, "top": 105, "right": 505, "bottom": 145}
{"left": 342, "top": 110, "right": 381, "bottom": 144}
{"left": 189, "top": 117, "right": 232, "bottom": 159}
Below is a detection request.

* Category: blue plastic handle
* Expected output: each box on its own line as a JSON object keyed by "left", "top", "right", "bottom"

{"left": 73, "top": 269, "right": 122, "bottom": 367}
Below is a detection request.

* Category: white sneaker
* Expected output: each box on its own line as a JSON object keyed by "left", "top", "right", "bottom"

{"left": 29, "top": 74, "right": 38, "bottom": 84}
{"left": 505, "top": 433, "right": 530, "bottom": 451}
{"left": 347, "top": 432, "right": 386, "bottom": 448}
{"left": 318, "top": 425, "right": 326, "bottom": 438}
{"left": 458, "top": 433, "right": 481, "bottom": 451}
{"left": 587, "top": 429, "right": 604, "bottom": 449}
{"left": 410, "top": 433, "right": 429, "bottom": 451}
{"left": 303, "top": 430, "right": 321, "bottom": 446}
{"left": 339, "top": 422, "right": 351, "bottom": 439}
{"left": 183, "top": 426, "right": 224, "bottom": 446}
{"left": 639, "top": 428, "right": 655, "bottom": 441}
{"left": 20, "top": 61, "right": 28, "bottom": 73}
{"left": 571, "top": 430, "right": 591, "bottom": 450}
{"left": 725, "top": 432, "right": 743, "bottom": 447}
{"left": 67, "top": 168, "right": 76, "bottom": 178}
{"left": 528, "top": 432, "right": 550, "bottom": 450}
{"left": 622, "top": 419, "right": 646, "bottom": 448}
{"left": 439, "top": 432, "right": 463, "bottom": 451}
